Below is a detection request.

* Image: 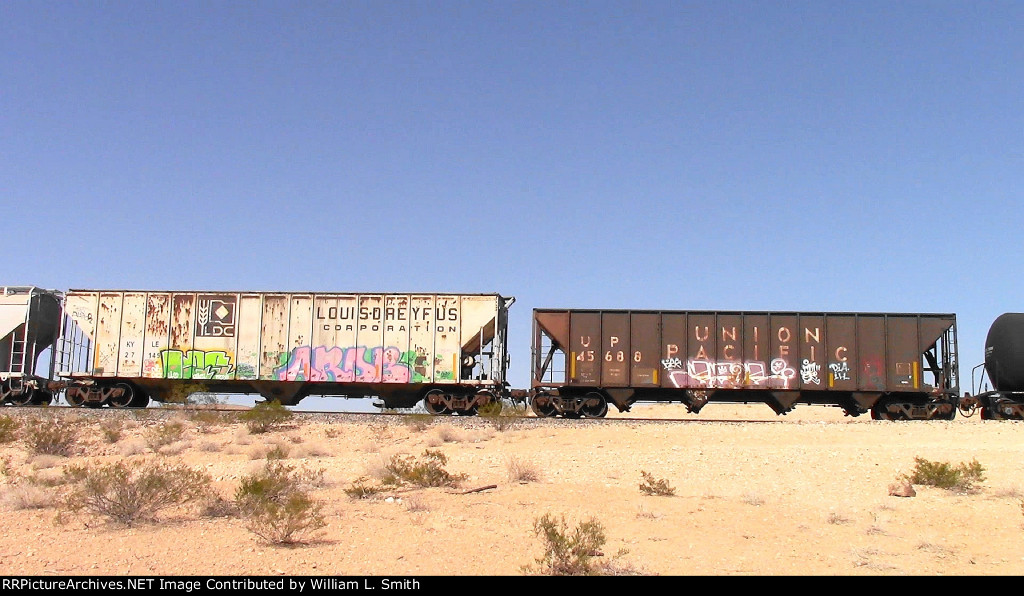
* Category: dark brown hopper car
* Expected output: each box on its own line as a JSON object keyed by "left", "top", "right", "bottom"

{"left": 531, "top": 309, "right": 960, "bottom": 420}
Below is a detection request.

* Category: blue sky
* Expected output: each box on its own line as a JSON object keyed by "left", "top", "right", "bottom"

{"left": 2, "top": 1, "right": 1021, "bottom": 404}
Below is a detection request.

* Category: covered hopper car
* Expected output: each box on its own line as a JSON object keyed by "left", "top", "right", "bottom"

{"left": 9, "top": 288, "right": 513, "bottom": 414}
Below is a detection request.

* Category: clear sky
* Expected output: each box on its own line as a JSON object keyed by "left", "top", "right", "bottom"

{"left": 2, "top": 1, "right": 1021, "bottom": 407}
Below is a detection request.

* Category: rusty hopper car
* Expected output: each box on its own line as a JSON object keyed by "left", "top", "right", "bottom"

{"left": 0, "top": 287, "right": 63, "bottom": 405}
{"left": 531, "top": 309, "right": 959, "bottom": 420}
{"left": 58, "top": 290, "right": 513, "bottom": 412}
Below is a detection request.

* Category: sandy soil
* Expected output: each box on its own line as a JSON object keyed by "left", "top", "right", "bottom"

{"left": 0, "top": 402, "right": 1022, "bottom": 577}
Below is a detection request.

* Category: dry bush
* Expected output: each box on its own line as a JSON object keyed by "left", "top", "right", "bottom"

{"left": 99, "top": 419, "right": 124, "bottom": 443}
{"left": 638, "top": 471, "right": 675, "bottom": 496}
{"left": 343, "top": 477, "right": 386, "bottom": 500}
{"left": 434, "top": 426, "right": 462, "bottom": 443}
{"left": 146, "top": 420, "right": 187, "bottom": 451}
{"left": 3, "top": 484, "right": 50, "bottom": 510}
{"left": 23, "top": 416, "right": 78, "bottom": 456}
{"left": 507, "top": 457, "right": 542, "bottom": 483}
{"left": 59, "top": 459, "right": 212, "bottom": 527}
{"left": 404, "top": 414, "right": 434, "bottom": 433}
{"left": 117, "top": 440, "right": 148, "bottom": 457}
{"left": 404, "top": 495, "right": 430, "bottom": 512}
{"left": 479, "top": 400, "right": 528, "bottom": 431}
{"left": 0, "top": 415, "right": 20, "bottom": 444}
{"left": 742, "top": 493, "right": 765, "bottom": 506}
{"left": 382, "top": 449, "right": 466, "bottom": 488}
{"left": 524, "top": 513, "right": 636, "bottom": 576}
{"left": 239, "top": 401, "right": 293, "bottom": 434}
{"left": 234, "top": 460, "right": 326, "bottom": 545}
{"left": 904, "top": 457, "right": 986, "bottom": 493}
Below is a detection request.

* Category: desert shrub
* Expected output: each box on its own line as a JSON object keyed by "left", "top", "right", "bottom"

{"left": 639, "top": 471, "right": 675, "bottom": 496}
{"left": 525, "top": 513, "right": 619, "bottom": 576}
{"left": 906, "top": 457, "right": 986, "bottom": 492}
{"left": 240, "top": 401, "right": 293, "bottom": 434}
{"left": 343, "top": 477, "right": 386, "bottom": 500}
{"left": 99, "top": 419, "right": 124, "bottom": 443}
{"left": 0, "top": 415, "right": 20, "bottom": 444}
{"left": 23, "top": 416, "right": 78, "bottom": 456}
{"left": 404, "top": 413, "right": 434, "bottom": 433}
{"left": 507, "top": 456, "right": 542, "bottom": 483}
{"left": 3, "top": 484, "right": 51, "bottom": 510}
{"left": 235, "top": 460, "right": 326, "bottom": 545}
{"left": 59, "top": 460, "right": 211, "bottom": 526}
{"left": 382, "top": 449, "right": 467, "bottom": 488}
{"left": 479, "top": 400, "right": 528, "bottom": 431}
{"left": 163, "top": 382, "right": 211, "bottom": 405}
{"left": 146, "top": 420, "right": 186, "bottom": 450}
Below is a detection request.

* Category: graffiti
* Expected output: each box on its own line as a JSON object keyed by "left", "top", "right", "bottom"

{"left": 274, "top": 345, "right": 414, "bottom": 383}
{"left": 161, "top": 349, "right": 234, "bottom": 379}
{"left": 800, "top": 359, "right": 821, "bottom": 385}
{"left": 661, "top": 358, "right": 796, "bottom": 389}
{"left": 828, "top": 361, "right": 850, "bottom": 381}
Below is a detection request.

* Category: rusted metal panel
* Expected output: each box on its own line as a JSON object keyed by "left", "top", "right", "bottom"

{"left": 141, "top": 293, "right": 170, "bottom": 379}
{"left": 432, "top": 295, "right": 460, "bottom": 383}
{"left": 260, "top": 295, "right": 289, "bottom": 380}
{"left": 630, "top": 312, "right": 660, "bottom": 386}
{"left": 799, "top": 315, "right": 826, "bottom": 389}
{"left": 94, "top": 292, "right": 123, "bottom": 376}
{"left": 769, "top": 315, "right": 799, "bottom": 390}
{"left": 660, "top": 313, "right": 687, "bottom": 388}
{"left": 742, "top": 314, "right": 769, "bottom": 388}
{"left": 383, "top": 295, "right": 411, "bottom": 383}
{"left": 825, "top": 315, "right": 857, "bottom": 391}
{"left": 857, "top": 316, "right": 886, "bottom": 391}
{"left": 235, "top": 294, "right": 262, "bottom": 380}
{"left": 117, "top": 292, "right": 146, "bottom": 377}
{"left": 569, "top": 312, "right": 601, "bottom": 384}
{"left": 409, "top": 295, "right": 436, "bottom": 383}
{"left": 887, "top": 316, "right": 921, "bottom": 391}
{"left": 600, "top": 312, "right": 630, "bottom": 386}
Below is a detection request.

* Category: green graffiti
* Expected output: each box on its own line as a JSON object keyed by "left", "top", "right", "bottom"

{"left": 161, "top": 349, "right": 234, "bottom": 380}
{"left": 236, "top": 363, "right": 257, "bottom": 380}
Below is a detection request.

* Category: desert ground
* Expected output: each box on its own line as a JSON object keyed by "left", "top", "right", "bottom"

{"left": 0, "top": 401, "right": 1022, "bottom": 577}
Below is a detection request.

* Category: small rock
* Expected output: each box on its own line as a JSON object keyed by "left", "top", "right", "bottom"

{"left": 888, "top": 480, "right": 916, "bottom": 497}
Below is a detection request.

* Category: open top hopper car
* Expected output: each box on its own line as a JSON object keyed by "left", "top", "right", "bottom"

{"left": 531, "top": 308, "right": 960, "bottom": 420}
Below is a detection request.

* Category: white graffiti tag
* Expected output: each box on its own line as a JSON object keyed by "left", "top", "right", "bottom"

{"left": 828, "top": 361, "right": 850, "bottom": 381}
{"left": 800, "top": 359, "right": 821, "bottom": 385}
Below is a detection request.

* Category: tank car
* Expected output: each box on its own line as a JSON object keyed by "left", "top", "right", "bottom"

{"left": 530, "top": 308, "right": 960, "bottom": 420}
{"left": 54, "top": 290, "right": 513, "bottom": 412}
{"left": 966, "top": 313, "right": 1024, "bottom": 420}
{"left": 0, "top": 287, "right": 62, "bottom": 405}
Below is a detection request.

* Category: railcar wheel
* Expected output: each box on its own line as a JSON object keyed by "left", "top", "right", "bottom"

{"left": 7, "top": 388, "right": 34, "bottom": 407}
{"left": 982, "top": 398, "right": 1008, "bottom": 421}
{"left": 530, "top": 397, "right": 558, "bottom": 418}
{"left": 422, "top": 390, "right": 452, "bottom": 415}
{"left": 108, "top": 383, "right": 135, "bottom": 409}
{"left": 581, "top": 393, "right": 608, "bottom": 418}
{"left": 65, "top": 388, "right": 86, "bottom": 407}
{"left": 130, "top": 390, "right": 151, "bottom": 408}
{"left": 31, "top": 390, "right": 53, "bottom": 406}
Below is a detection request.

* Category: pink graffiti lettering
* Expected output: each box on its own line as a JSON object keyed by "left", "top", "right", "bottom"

{"left": 275, "top": 346, "right": 411, "bottom": 383}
